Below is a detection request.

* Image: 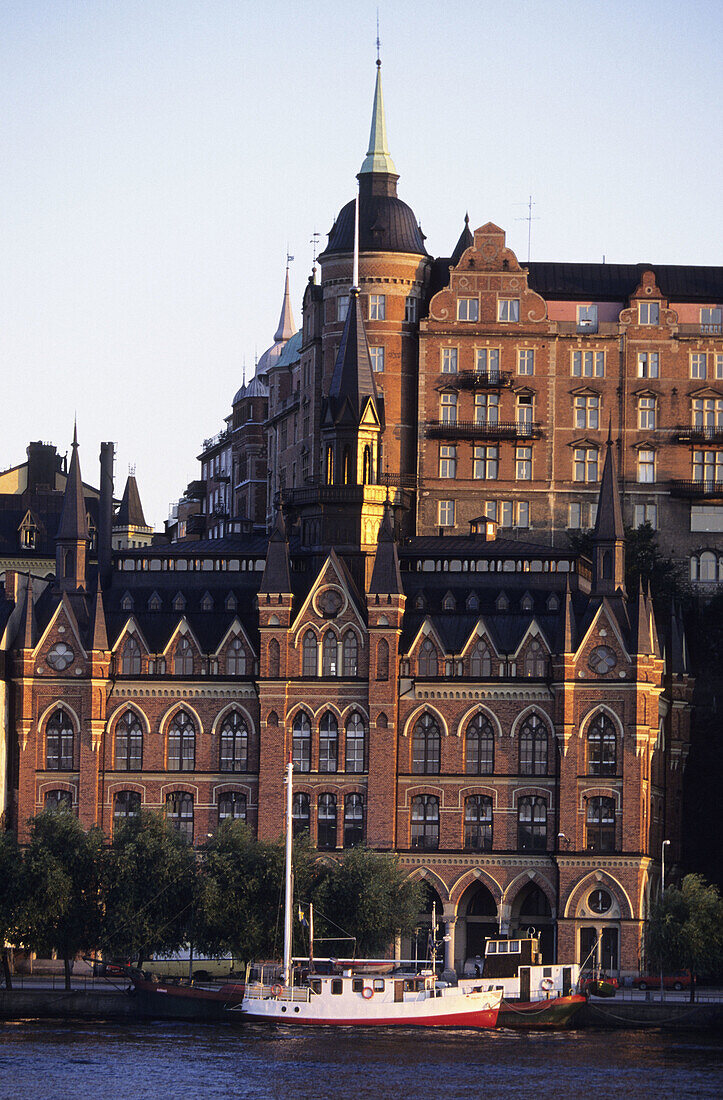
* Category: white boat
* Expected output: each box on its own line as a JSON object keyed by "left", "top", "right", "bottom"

{"left": 239, "top": 761, "right": 501, "bottom": 1029}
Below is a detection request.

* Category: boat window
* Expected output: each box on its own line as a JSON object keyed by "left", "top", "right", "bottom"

{"left": 486, "top": 942, "right": 497, "bottom": 954}
{"left": 331, "top": 979, "right": 343, "bottom": 995}
{"left": 508, "top": 940, "right": 520, "bottom": 953}
{"left": 352, "top": 978, "right": 363, "bottom": 993}
{"left": 543, "top": 967, "right": 552, "bottom": 977}
{"left": 373, "top": 979, "right": 385, "bottom": 992}
{"left": 498, "top": 942, "right": 508, "bottom": 953}
{"left": 310, "top": 980, "right": 322, "bottom": 995}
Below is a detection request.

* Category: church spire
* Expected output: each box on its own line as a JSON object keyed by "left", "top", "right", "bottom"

{"left": 273, "top": 260, "right": 296, "bottom": 343}
{"left": 591, "top": 434, "right": 626, "bottom": 597}
{"left": 55, "top": 425, "right": 89, "bottom": 591}
{"left": 359, "top": 57, "right": 397, "bottom": 178}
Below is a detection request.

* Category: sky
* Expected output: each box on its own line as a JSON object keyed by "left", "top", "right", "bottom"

{"left": 1, "top": 0, "right": 721, "bottom": 529}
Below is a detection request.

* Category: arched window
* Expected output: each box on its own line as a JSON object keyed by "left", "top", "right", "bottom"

{"left": 519, "top": 714, "right": 548, "bottom": 776}
{"left": 318, "top": 793, "right": 337, "bottom": 849}
{"left": 302, "top": 631, "right": 318, "bottom": 676}
{"left": 121, "top": 636, "right": 141, "bottom": 675}
{"left": 470, "top": 640, "right": 492, "bottom": 678}
{"left": 292, "top": 712, "right": 311, "bottom": 772}
{"left": 342, "top": 631, "right": 358, "bottom": 677}
{"left": 226, "top": 638, "right": 246, "bottom": 676}
{"left": 322, "top": 631, "right": 338, "bottom": 676}
{"left": 587, "top": 713, "right": 617, "bottom": 776}
{"left": 319, "top": 713, "right": 338, "bottom": 773}
{"left": 362, "top": 446, "right": 371, "bottom": 485}
{"left": 418, "top": 638, "right": 439, "bottom": 678}
{"left": 464, "top": 795, "right": 493, "bottom": 850}
{"left": 44, "top": 789, "right": 72, "bottom": 812}
{"left": 465, "top": 713, "right": 494, "bottom": 774}
{"left": 524, "top": 639, "right": 548, "bottom": 677}
{"left": 113, "top": 790, "right": 140, "bottom": 821}
{"left": 586, "top": 796, "right": 616, "bottom": 852}
{"left": 174, "top": 637, "right": 194, "bottom": 676}
{"left": 219, "top": 791, "right": 247, "bottom": 824}
{"left": 376, "top": 638, "right": 389, "bottom": 681}
{"left": 45, "top": 708, "right": 74, "bottom": 770}
{"left": 342, "top": 446, "right": 352, "bottom": 485}
{"left": 167, "top": 710, "right": 195, "bottom": 771}
{"left": 345, "top": 712, "right": 366, "bottom": 773}
{"left": 411, "top": 795, "right": 439, "bottom": 850}
{"left": 115, "top": 711, "right": 143, "bottom": 771}
{"left": 344, "top": 794, "right": 364, "bottom": 847}
{"left": 518, "top": 796, "right": 547, "bottom": 851}
{"left": 325, "top": 445, "right": 334, "bottom": 485}
{"left": 268, "top": 639, "right": 280, "bottom": 678}
{"left": 292, "top": 791, "right": 310, "bottom": 836}
{"left": 220, "top": 712, "right": 249, "bottom": 772}
{"left": 166, "top": 791, "right": 193, "bottom": 841}
{"left": 412, "top": 713, "right": 441, "bottom": 774}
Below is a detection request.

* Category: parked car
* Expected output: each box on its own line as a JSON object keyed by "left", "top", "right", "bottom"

{"left": 634, "top": 970, "right": 691, "bottom": 991}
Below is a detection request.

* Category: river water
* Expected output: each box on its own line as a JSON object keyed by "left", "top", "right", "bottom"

{"left": 1, "top": 1020, "right": 721, "bottom": 1100}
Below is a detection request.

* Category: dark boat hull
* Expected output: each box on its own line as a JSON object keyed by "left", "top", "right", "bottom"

{"left": 128, "top": 978, "right": 245, "bottom": 1021}
{"left": 497, "top": 994, "right": 586, "bottom": 1030}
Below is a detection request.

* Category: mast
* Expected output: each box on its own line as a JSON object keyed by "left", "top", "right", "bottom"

{"left": 282, "top": 759, "right": 294, "bottom": 986}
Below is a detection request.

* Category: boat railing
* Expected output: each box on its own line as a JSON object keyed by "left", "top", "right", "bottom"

{"left": 244, "top": 983, "right": 310, "bottom": 1003}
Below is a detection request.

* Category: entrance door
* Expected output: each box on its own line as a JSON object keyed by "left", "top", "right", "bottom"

{"left": 601, "top": 927, "right": 619, "bottom": 971}
{"left": 579, "top": 927, "right": 598, "bottom": 968}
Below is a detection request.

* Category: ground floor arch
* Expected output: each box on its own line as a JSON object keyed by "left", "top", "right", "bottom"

{"left": 456, "top": 881, "right": 499, "bottom": 973}
{"left": 509, "top": 881, "right": 554, "bottom": 962}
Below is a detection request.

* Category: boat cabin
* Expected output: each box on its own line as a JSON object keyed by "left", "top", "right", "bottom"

{"left": 460, "top": 935, "right": 580, "bottom": 1001}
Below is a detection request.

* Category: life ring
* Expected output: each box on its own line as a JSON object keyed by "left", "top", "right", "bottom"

{"left": 271, "top": 984, "right": 283, "bottom": 998}
{"left": 361, "top": 986, "right": 374, "bottom": 999}
{"left": 541, "top": 978, "right": 554, "bottom": 991}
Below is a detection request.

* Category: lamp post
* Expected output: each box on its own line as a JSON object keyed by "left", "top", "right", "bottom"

{"left": 660, "top": 839, "right": 671, "bottom": 1001}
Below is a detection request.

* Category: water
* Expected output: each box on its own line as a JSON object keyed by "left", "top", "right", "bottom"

{"left": 0, "top": 1020, "right": 721, "bottom": 1100}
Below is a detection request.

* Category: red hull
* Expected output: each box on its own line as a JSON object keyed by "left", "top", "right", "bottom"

{"left": 242, "top": 1006, "right": 500, "bottom": 1028}
{"left": 132, "top": 978, "right": 245, "bottom": 1004}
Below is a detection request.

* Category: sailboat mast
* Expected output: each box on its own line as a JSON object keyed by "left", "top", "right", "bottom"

{"left": 309, "top": 902, "right": 314, "bottom": 974}
{"left": 282, "top": 759, "right": 294, "bottom": 986}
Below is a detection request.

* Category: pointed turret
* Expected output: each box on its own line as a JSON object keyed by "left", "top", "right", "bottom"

{"left": 562, "top": 575, "right": 576, "bottom": 652}
{"left": 451, "top": 213, "right": 474, "bottom": 266}
{"left": 327, "top": 288, "right": 379, "bottom": 425}
{"left": 22, "top": 573, "right": 36, "bottom": 649}
{"left": 90, "top": 577, "right": 109, "bottom": 651}
{"left": 259, "top": 509, "right": 292, "bottom": 595}
{"left": 55, "top": 425, "right": 89, "bottom": 591}
{"left": 359, "top": 59, "right": 398, "bottom": 179}
{"left": 635, "top": 578, "right": 651, "bottom": 655}
{"left": 369, "top": 504, "right": 403, "bottom": 595}
{"left": 273, "top": 264, "right": 296, "bottom": 343}
{"left": 591, "top": 435, "right": 626, "bottom": 597}
{"left": 116, "top": 474, "right": 147, "bottom": 529}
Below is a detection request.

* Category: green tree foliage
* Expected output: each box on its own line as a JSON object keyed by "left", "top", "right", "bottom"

{"left": 21, "top": 809, "right": 104, "bottom": 990}
{"left": 624, "top": 523, "right": 680, "bottom": 608}
{"left": 646, "top": 874, "right": 723, "bottom": 997}
{"left": 0, "top": 832, "right": 24, "bottom": 989}
{"left": 101, "top": 811, "right": 196, "bottom": 969}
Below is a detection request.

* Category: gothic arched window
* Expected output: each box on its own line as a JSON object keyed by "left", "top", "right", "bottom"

{"left": 219, "top": 712, "right": 249, "bottom": 772}
{"left": 465, "top": 713, "right": 494, "bottom": 774}
{"left": 524, "top": 639, "right": 548, "bottom": 677}
{"left": 46, "top": 708, "right": 74, "bottom": 771}
{"left": 418, "top": 638, "right": 439, "bottom": 678}
{"left": 174, "top": 637, "right": 194, "bottom": 676}
{"left": 113, "top": 790, "right": 140, "bottom": 822}
{"left": 412, "top": 713, "right": 441, "bottom": 774}
{"left": 292, "top": 712, "right": 311, "bottom": 773}
{"left": 345, "top": 712, "right": 366, "bottom": 773}
{"left": 45, "top": 789, "right": 73, "bottom": 812}
{"left": 268, "top": 638, "right": 280, "bottom": 678}
{"left": 319, "top": 713, "right": 338, "bottom": 773}
{"left": 464, "top": 795, "right": 493, "bottom": 850}
{"left": 219, "top": 791, "right": 247, "bottom": 824}
{"left": 322, "top": 632, "right": 338, "bottom": 676}
{"left": 376, "top": 638, "right": 389, "bottom": 681}
{"left": 292, "top": 791, "right": 310, "bottom": 837}
{"left": 411, "top": 795, "right": 439, "bottom": 850}
{"left": 121, "top": 636, "right": 141, "bottom": 675}
{"left": 226, "top": 638, "right": 246, "bottom": 676}
{"left": 115, "top": 710, "right": 143, "bottom": 771}
{"left": 342, "top": 631, "right": 358, "bottom": 677}
{"left": 586, "top": 796, "right": 616, "bottom": 851}
{"left": 344, "top": 794, "right": 364, "bottom": 847}
{"left": 318, "top": 793, "right": 337, "bottom": 849}
{"left": 302, "top": 631, "right": 317, "bottom": 677}
{"left": 518, "top": 796, "right": 547, "bottom": 851}
{"left": 469, "top": 640, "right": 492, "bottom": 678}
{"left": 167, "top": 710, "right": 195, "bottom": 771}
{"left": 166, "top": 791, "right": 194, "bottom": 841}
{"left": 587, "top": 713, "right": 617, "bottom": 776}
{"left": 519, "top": 714, "right": 548, "bottom": 776}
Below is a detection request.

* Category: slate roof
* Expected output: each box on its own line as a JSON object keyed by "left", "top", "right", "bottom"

{"left": 327, "top": 290, "right": 378, "bottom": 423}
{"left": 116, "top": 476, "right": 148, "bottom": 528}
{"left": 321, "top": 193, "right": 428, "bottom": 258}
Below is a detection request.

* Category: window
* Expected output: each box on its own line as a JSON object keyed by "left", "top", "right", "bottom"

{"left": 318, "top": 794, "right": 337, "bottom": 849}
{"left": 337, "top": 295, "right": 349, "bottom": 322}
{"left": 121, "top": 636, "right": 141, "bottom": 675}
{"left": 302, "top": 631, "right": 318, "bottom": 677}
{"left": 220, "top": 712, "right": 249, "bottom": 772}
{"left": 577, "top": 305, "right": 598, "bottom": 331}
{"left": 572, "top": 351, "right": 605, "bottom": 378}
{"left": 464, "top": 796, "right": 493, "bottom": 850}
{"left": 518, "top": 796, "right": 547, "bottom": 851}
{"left": 498, "top": 299, "right": 519, "bottom": 322}
{"left": 586, "top": 796, "right": 616, "bottom": 852}
{"left": 469, "top": 641, "right": 492, "bottom": 678}
{"left": 441, "top": 348, "right": 458, "bottom": 374}
{"left": 369, "top": 294, "right": 386, "bottom": 320}
{"left": 369, "top": 345, "right": 385, "bottom": 373}
{"left": 519, "top": 714, "right": 548, "bottom": 775}
{"left": 166, "top": 792, "right": 194, "bottom": 841}
{"left": 376, "top": 638, "right": 389, "bottom": 681}
{"left": 218, "top": 791, "right": 246, "bottom": 824}
{"left": 690, "top": 505, "right": 723, "bottom": 532}
{"left": 573, "top": 447, "right": 598, "bottom": 482}
{"left": 465, "top": 713, "right": 494, "bottom": 774}
{"left": 690, "top": 353, "right": 707, "bottom": 380}
{"left": 174, "top": 637, "right": 194, "bottom": 676}
{"left": 692, "top": 398, "right": 723, "bottom": 428}
{"left": 412, "top": 712, "right": 441, "bottom": 773}
{"left": 568, "top": 501, "right": 597, "bottom": 529}
{"left": 637, "top": 449, "right": 656, "bottom": 483}
{"left": 701, "top": 307, "right": 722, "bottom": 333}
{"left": 344, "top": 794, "right": 364, "bottom": 847}
{"left": 457, "top": 297, "right": 479, "bottom": 321}
{"left": 322, "top": 632, "right": 338, "bottom": 676}
{"left": 517, "top": 396, "right": 533, "bottom": 431}
{"left": 717, "top": 355, "right": 723, "bottom": 380}
{"left": 168, "top": 710, "right": 195, "bottom": 771}
{"left": 411, "top": 795, "right": 439, "bottom": 849}
{"left": 638, "top": 396, "right": 656, "bottom": 430}
{"left": 268, "top": 639, "right": 280, "bottom": 678}
{"left": 440, "top": 392, "right": 457, "bottom": 423}
{"left": 475, "top": 348, "right": 500, "bottom": 376}
{"left": 517, "top": 501, "right": 530, "bottom": 527}
{"left": 634, "top": 503, "right": 657, "bottom": 528}
{"left": 439, "top": 445, "right": 457, "bottom": 478}
{"left": 113, "top": 790, "right": 140, "bottom": 821}
{"left": 516, "top": 446, "right": 532, "bottom": 480}
{"left": 587, "top": 713, "right": 617, "bottom": 775}
{"left": 518, "top": 349, "right": 535, "bottom": 375}
{"left": 691, "top": 551, "right": 723, "bottom": 583}
{"left": 417, "top": 639, "right": 439, "bottom": 678}
{"left": 693, "top": 450, "right": 723, "bottom": 482}
{"left": 292, "top": 792, "right": 310, "bottom": 836}
{"left": 638, "top": 301, "right": 660, "bottom": 325}
{"left": 524, "top": 640, "right": 548, "bottom": 677}
{"left": 292, "top": 713, "right": 311, "bottom": 772}
{"left": 46, "top": 709, "right": 74, "bottom": 770}
{"left": 438, "top": 499, "right": 455, "bottom": 527}
{"left": 115, "top": 711, "right": 143, "bottom": 771}
{"left": 405, "top": 296, "right": 418, "bottom": 323}
{"left": 637, "top": 352, "right": 659, "bottom": 379}
{"left": 574, "top": 395, "right": 600, "bottom": 430}
{"left": 499, "top": 500, "right": 514, "bottom": 527}
{"left": 45, "top": 789, "right": 73, "bottom": 812}
{"left": 473, "top": 446, "right": 499, "bottom": 480}
{"left": 345, "top": 713, "right": 366, "bottom": 773}
{"left": 474, "top": 393, "right": 499, "bottom": 425}
{"left": 319, "top": 713, "right": 338, "bottom": 773}
{"left": 226, "top": 638, "right": 246, "bottom": 676}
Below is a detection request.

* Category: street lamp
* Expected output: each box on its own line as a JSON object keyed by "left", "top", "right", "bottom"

{"left": 660, "top": 840, "right": 671, "bottom": 1001}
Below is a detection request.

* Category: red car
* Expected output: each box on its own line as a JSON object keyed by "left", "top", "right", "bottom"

{"left": 635, "top": 970, "right": 691, "bottom": 991}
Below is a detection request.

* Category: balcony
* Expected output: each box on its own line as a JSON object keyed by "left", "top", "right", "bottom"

{"left": 674, "top": 425, "right": 723, "bottom": 444}
{"left": 279, "top": 484, "right": 366, "bottom": 507}
{"left": 437, "top": 370, "right": 513, "bottom": 389}
{"left": 677, "top": 323, "right": 722, "bottom": 336}
{"left": 669, "top": 479, "right": 723, "bottom": 498}
{"left": 379, "top": 472, "right": 417, "bottom": 489}
{"left": 426, "top": 419, "right": 543, "bottom": 441}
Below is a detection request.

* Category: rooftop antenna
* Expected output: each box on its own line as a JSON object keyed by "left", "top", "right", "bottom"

{"left": 310, "top": 231, "right": 320, "bottom": 265}
{"left": 376, "top": 9, "right": 381, "bottom": 66}
{"left": 352, "top": 186, "right": 360, "bottom": 291}
{"left": 128, "top": 463, "right": 136, "bottom": 476}
{"left": 242, "top": 356, "right": 247, "bottom": 387}
{"left": 515, "top": 195, "right": 538, "bottom": 264}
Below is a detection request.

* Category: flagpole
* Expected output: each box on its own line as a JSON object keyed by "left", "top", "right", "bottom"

{"left": 282, "top": 759, "right": 294, "bottom": 987}
{"left": 309, "top": 902, "right": 314, "bottom": 975}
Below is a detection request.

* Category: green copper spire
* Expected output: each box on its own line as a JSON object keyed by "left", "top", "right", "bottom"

{"left": 359, "top": 60, "right": 397, "bottom": 177}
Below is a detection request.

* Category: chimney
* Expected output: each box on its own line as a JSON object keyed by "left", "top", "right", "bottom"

{"left": 98, "top": 443, "right": 115, "bottom": 585}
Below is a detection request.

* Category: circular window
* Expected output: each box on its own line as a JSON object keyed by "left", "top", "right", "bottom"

{"left": 316, "top": 588, "right": 343, "bottom": 618}
{"left": 47, "top": 642, "right": 74, "bottom": 671}
{"left": 588, "top": 645, "right": 617, "bottom": 674}
{"left": 589, "top": 888, "right": 612, "bottom": 914}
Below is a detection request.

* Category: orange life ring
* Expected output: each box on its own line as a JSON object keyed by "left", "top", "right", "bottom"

{"left": 271, "top": 983, "right": 283, "bottom": 997}
{"left": 361, "top": 986, "right": 374, "bottom": 999}
{"left": 541, "top": 978, "right": 554, "bottom": 991}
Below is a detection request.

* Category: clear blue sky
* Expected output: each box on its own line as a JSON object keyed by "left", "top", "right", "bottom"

{"left": 1, "top": 0, "right": 721, "bottom": 528}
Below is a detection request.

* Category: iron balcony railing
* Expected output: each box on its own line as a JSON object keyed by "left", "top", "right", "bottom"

{"left": 673, "top": 425, "right": 723, "bottom": 443}
{"left": 437, "top": 370, "right": 513, "bottom": 389}
{"left": 669, "top": 479, "right": 723, "bottom": 498}
{"left": 426, "top": 419, "right": 543, "bottom": 440}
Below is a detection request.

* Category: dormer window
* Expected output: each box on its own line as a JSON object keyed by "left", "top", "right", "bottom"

{"left": 19, "top": 512, "right": 37, "bottom": 549}
{"left": 442, "top": 592, "right": 456, "bottom": 611}
{"left": 638, "top": 301, "right": 660, "bottom": 325}
{"left": 201, "top": 591, "right": 214, "bottom": 612}
{"left": 225, "top": 593, "right": 238, "bottom": 612}
{"left": 577, "top": 305, "right": 598, "bottom": 332}
{"left": 148, "top": 592, "right": 162, "bottom": 611}
{"left": 496, "top": 592, "right": 509, "bottom": 611}
{"left": 700, "top": 307, "right": 722, "bottom": 334}
{"left": 173, "top": 592, "right": 186, "bottom": 612}
{"left": 121, "top": 592, "right": 134, "bottom": 612}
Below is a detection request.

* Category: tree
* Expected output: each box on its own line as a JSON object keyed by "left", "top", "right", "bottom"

{"left": 0, "top": 832, "right": 24, "bottom": 989}
{"left": 101, "top": 811, "right": 196, "bottom": 970}
{"left": 21, "top": 809, "right": 104, "bottom": 990}
{"left": 646, "top": 874, "right": 723, "bottom": 999}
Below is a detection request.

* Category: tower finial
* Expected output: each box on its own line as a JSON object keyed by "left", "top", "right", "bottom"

{"left": 359, "top": 46, "right": 397, "bottom": 177}
{"left": 376, "top": 9, "right": 381, "bottom": 66}
{"left": 352, "top": 188, "right": 360, "bottom": 291}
